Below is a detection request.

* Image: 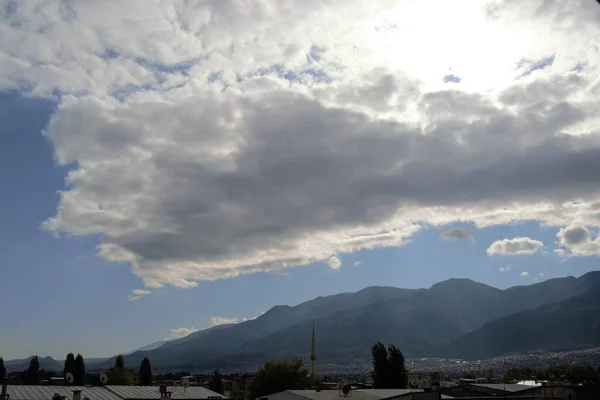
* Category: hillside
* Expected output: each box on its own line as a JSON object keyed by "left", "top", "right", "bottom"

{"left": 436, "top": 283, "right": 600, "bottom": 360}
{"left": 97, "top": 272, "right": 600, "bottom": 369}
{"left": 9, "top": 272, "right": 600, "bottom": 371}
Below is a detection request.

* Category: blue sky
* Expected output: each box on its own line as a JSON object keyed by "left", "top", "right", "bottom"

{"left": 2, "top": 0, "right": 600, "bottom": 361}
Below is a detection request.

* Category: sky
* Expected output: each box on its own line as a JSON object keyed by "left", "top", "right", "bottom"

{"left": 1, "top": 0, "right": 600, "bottom": 360}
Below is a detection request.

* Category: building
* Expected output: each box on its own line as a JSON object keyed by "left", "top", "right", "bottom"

{"left": 4, "top": 385, "right": 226, "bottom": 400}
{"left": 222, "top": 374, "right": 254, "bottom": 400}
{"left": 439, "top": 381, "right": 599, "bottom": 399}
{"left": 260, "top": 389, "right": 439, "bottom": 400}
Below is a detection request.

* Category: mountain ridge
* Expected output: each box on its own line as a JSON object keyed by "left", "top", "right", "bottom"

{"left": 5, "top": 272, "right": 600, "bottom": 371}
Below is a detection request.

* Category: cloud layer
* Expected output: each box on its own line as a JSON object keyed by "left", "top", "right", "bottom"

{"left": 170, "top": 327, "right": 199, "bottom": 339}
{"left": 2, "top": 0, "right": 600, "bottom": 291}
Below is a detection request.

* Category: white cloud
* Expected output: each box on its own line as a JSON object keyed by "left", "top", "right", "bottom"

{"left": 353, "top": 261, "right": 362, "bottom": 267}
{"left": 440, "top": 227, "right": 474, "bottom": 240}
{"left": 210, "top": 316, "right": 239, "bottom": 326}
{"left": 241, "top": 311, "right": 265, "bottom": 322}
{"left": 487, "top": 237, "right": 544, "bottom": 256}
{"left": 520, "top": 271, "right": 530, "bottom": 277}
{"left": 2, "top": 0, "right": 600, "bottom": 289}
{"left": 498, "top": 266, "right": 512, "bottom": 273}
{"left": 328, "top": 256, "right": 342, "bottom": 270}
{"left": 540, "top": 272, "right": 545, "bottom": 277}
{"left": 170, "top": 327, "right": 199, "bottom": 339}
{"left": 556, "top": 224, "right": 600, "bottom": 256}
{"left": 127, "top": 289, "right": 151, "bottom": 301}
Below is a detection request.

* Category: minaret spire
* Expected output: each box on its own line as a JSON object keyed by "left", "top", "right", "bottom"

{"left": 310, "top": 319, "right": 317, "bottom": 376}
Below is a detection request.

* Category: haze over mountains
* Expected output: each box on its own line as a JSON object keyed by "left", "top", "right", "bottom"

{"left": 6, "top": 272, "right": 600, "bottom": 372}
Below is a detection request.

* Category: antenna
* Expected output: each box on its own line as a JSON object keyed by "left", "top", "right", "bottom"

{"left": 66, "top": 373, "right": 75, "bottom": 385}
{"left": 99, "top": 373, "right": 109, "bottom": 385}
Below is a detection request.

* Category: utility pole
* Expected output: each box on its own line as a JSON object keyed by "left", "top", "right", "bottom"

{"left": 310, "top": 320, "right": 317, "bottom": 377}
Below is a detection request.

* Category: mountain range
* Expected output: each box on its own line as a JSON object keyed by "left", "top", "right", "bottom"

{"left": 6, "top": 272, "right": 600, "bottom": 372}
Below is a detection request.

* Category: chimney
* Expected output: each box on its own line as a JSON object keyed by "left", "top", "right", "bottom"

{"left": 72, "top": 390, "right": 82, "bottom": 400}
{"left": 159, "top": 386, "right": 171, "bottom": 400}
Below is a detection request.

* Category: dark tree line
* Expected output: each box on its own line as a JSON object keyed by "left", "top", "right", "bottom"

{"left": 208, "top": 370, "right": 224, "bottom": 395}
{"left": 371, "top": 341, "right": 408, "bottom": 389}
{"left": 249, "top": 359, "right": 311, "bottom": 399}
{"left": 139, "top": 357, "right": 152, "bottom": 385}
{"left": 4, "top": 353, "right": 156, "bottom": 386}
{"left": 64, "top": 353, "right": 86, "bottom": 385}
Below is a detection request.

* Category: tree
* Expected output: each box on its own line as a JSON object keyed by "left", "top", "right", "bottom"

{"left": 387, "top": 345, "right": 408, "bottom": 389}
{"left": 74, "top": 354, "right": 86, "bottom": 385}
{"left": 0, "top": 357, "right": 6, "bottom": 384}
{"left": 208, "top": 369, "right": 224, "bottom": 395}
{"left": 249, "top": 359, "right": 310, "bottom": 399}
{"left": 64, "top": 353, "right": 76, "bottom": 383}
{"left": 371, "top": 342, "right": 389, "bottom": 389}
{"left": 138, "top": 358, "right": 152, "bottom": 386}
{"left": 371, "top": 342, "right": 408, "bottom": 389}
{"left": 23, "top": 356, "right": 40, "bottom": 384}
{"left": 115, "top": 355, "right": 125, "bottom": 369}
{"left": 108, "top": 355, "right": 131, "bottom": 385}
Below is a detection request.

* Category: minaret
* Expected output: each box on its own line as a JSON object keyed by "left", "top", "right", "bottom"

{"left": 310, "top": 319, "right": 317, "bottom": 376}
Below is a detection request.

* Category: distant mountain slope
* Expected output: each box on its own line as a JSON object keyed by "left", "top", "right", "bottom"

{"left": 4, "top": 356, "right": 62, "bottom": 373}
{"left": 105, "top": 272, "right": 600, "bottom": 369}
{"left": 436, "top": 284, "right": 600, "bottom": 360}
{"left": 128, "top": 339, "right": 171, "bottom": 353}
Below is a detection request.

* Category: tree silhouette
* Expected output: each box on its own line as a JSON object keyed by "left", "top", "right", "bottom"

{"left": 115, "top": 355, "right": 125, "bottom": 369}
{"left": 108, "top": 355, "right": 131, "bottom": 385}
{"left": 371, "top": 342, "right": 408, "bottom": 389}
{"left": 23, "top": 356, "right": 40, "bottom": 384}
{"left": 371, "top": 342, "right": 389, "bottom": 388}
{"left": 64, "top": 353, "right": 76, "bottom": 384}
{"left": 138, "top": 358, "right": 152, "bottom": 386}
{"left": 208, "top": 369, "right": 224, "bottom": 395}
{"left": 0, "top": 357, "right": 6, "bottom": 384}
{"left": 74, "top": 354, "right": 86, "bottom": 385}
{"left": 387, "top": 345, "right": 408, "bottom": 389}
{"left": 249, "top": 359, "right": 310, "bottom": 399}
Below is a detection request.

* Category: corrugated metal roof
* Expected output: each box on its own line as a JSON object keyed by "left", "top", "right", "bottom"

{"left": 273, "top": 389, "right": 423, "bottom": 400}
{"left": 283, "top": 390, "right": 379, "bottom": 400}
{"left": 354, "top": 389, "right": 423, "bottom": 398}
{"left": 470, "top": 384, "right": 536, "bottom": 393}
{"left": 105, "top": 386, "right": 226, "bottom": 399}
{"left": 7, "top": 386, "right": 123, "bottom": 400}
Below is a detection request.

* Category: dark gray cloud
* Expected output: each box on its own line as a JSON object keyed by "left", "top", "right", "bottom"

{"left": 42, "top": 70, "right": 600, "bottom": 287}
{"left": 440, "top": 228, "right": 474, "bottom": 240}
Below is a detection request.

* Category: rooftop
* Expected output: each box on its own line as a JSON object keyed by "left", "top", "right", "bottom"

{"left": 105, "top": 386, "right": 226, "bottom": 400}
{"left": 469, "top": 384, "right": 538, "bottom": 393}
{"left": 5, "top": 386, "right": 226, "bottom": 400}
{"left": 7, "top": 386, "right": 122, "bottom": 400}
{"left": 265, "top": 389, "right": 424, "bottom": 400}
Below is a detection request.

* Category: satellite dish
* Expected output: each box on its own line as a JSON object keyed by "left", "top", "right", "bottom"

{"left": 66, "top": 373, "right": 75, "bottom": 384}
{"left": 342, "top": 385, "right": 350, "bottom": 396}
{"left": 100, "top": 373, "right": 109, "bottom": 385}
{"left": 183, "top": 380, "right": 190, "bottom": 388}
